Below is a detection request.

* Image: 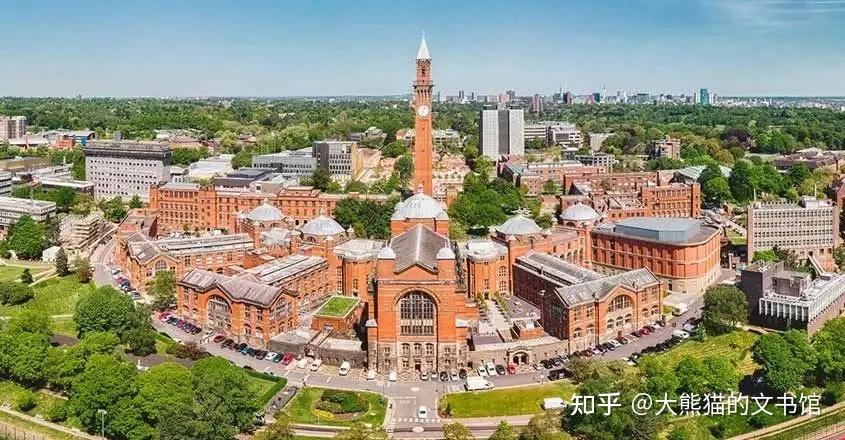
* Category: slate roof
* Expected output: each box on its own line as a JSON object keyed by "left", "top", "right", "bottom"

{"left": 389, "top": 224, "right": 450, "bottom": 272}
{"left": 554, "top": 268, "right": 659, "bottom": 307}
{"left": 179, "top": 268, "right": 285, "bottom": 307}
{"left": 515, "top": 252, "right": 604, "bottom": 286}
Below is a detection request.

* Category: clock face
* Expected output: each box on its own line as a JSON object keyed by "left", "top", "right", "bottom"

{"left": 417, "top": 105, "right": 430, "bottom": 118}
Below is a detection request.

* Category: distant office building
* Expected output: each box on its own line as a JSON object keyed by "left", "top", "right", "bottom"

{"left": 530, "top": 94, "right": 543, "bottom": 113}
{"left": 311, "top": 141, "right": 363, "bottom": 181}
{"left": 349, "top": 127, "right": 386, "bottom": 144}
{"left": 83, "top": 140, "right": 171, "bottom": 202}
{"left": 699, "top": 88, "right": 711, "bottom": 106}
{"left": 480, "top": 109, "right": 525, "bottom": 159}
{"left": 592, "top": 92, "right": 601, "bottom": 103}
{"left": 0, "top": 197, "right": 56, "bottom": 230}
{"left": 458, "top": 90, "right": 466, "bottom": 102}
{"left": 574, "top": 152, "right": 616, "bottom": 172}
{"left": 523, "top": 122, "right": 581, "bottom": 148}
{"left": 398, "top": 128, "right": 461, "bottom": 147}
{"left": 506, "top": 90, "right": 517, "bottom": 101}
{"left": 649, "top": 136, "right": 682, "bottom": 160}
{"left": 251, "top": 147, "right": 317, "bottom": 177}
{"left": 563, "top": 92, "right": 573, "bottom": 105}
{"left": 0, "top": 116, "right": 26, "bottom": 140}
{"left": 747, "top": 196, "right": 839, "bottom": 272}
{"left": 742, "top": 261, "right": 845, "bottom": 335}
{"left": 0, "top": 171, "right": 11, "bottom": 196}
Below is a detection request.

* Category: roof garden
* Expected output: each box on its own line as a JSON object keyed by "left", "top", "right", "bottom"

{"left": 314, "top": 295, "right": 360, "bottom": 318}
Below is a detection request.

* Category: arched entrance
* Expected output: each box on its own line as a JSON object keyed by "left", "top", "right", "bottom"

{"left": 511, "top": 351, "right": 530, "bottom": 365}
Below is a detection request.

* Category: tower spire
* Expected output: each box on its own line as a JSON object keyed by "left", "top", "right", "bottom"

{"left": 416, "top": 33, "right": 430, "bottom": 60}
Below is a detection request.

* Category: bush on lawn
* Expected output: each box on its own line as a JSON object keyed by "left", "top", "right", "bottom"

{"left": 315, "top": 389, "right": 368, "bottom": 414}
{"left": 43, "top": 400, "right": 68, "bottom": 423}
{"left": 823, "top": 381, "right": 845, "bottom": 405}
{"left": 14, "top": 390, "right": 37, "bottom": 412}
{"left": 0, "top": 281, "right": 34, "bottom": 305}
{"left": 165, "top": 341, "right": 208, "bottom": 360}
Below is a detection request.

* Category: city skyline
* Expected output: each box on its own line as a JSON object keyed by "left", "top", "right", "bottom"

{"left": 1, "top": 0, "right": 845, "bottom": 97}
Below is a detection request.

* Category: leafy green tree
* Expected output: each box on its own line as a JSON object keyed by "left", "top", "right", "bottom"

{"left": 55, "top": 247, "right": 70, "bottom": 276}
{"left": 668, "top": 421, "right": 713, "bottom": 440}
{"left": 135, "top": 362, "right": 194, "bottom": 427}
{"left": 382, "top": 140, "right": 407, "bottom": 158}
{"left": 191, "top": 357, "right": 260, "bottom": 433}
{"left": 488, "top": 420, "right": 518, "bottom": 440}
{"left": 395, "top": 155, "right": 414, "bottom": 187}
{"left": 639, "top": 355, "right": 680, "bottom": 398}
{"left": 20, "top": 268, "right": 33, "bottom": 284}
{"left": 702, "top": 176, "right": 731, "bottom": 206}
{"left": 344, "top": 180, "right": 368, "bottom": 194}
{"left": 75, "top": 256, "right": 92, "bottom": 283}
{"left": 6, "top": 215, "right": 47, "bottom": 259}
{"left": 443, "top": 422, "right": 475, "bottom": 440}
{"left": 728, "top": 160, "right": 754, "bottom": 202}
{"left": 73, "top": 286, "right": 137, "bottom": 339}
{"left": 753, "top": 330, "right": 816, "bottom": 393}
{"left": 129, "top": 194, "right": 143, "bottom": 209}
{"left": 701, "top": 285, "right": 747, "bottom": 335}
{"left": 309, "top": 167, "right": 332, "bottom": 191}
{"left": 1, "top": 332, "right": 50, "bottom": 387}
{"left": 67, "top": 354, "right": 141, "bottom": 437}
{"left": 675, "top": 356, "right": 708, "bottom": 395}
{"left": 702, "top": 356, "right": 740, "bottom": 393}
{"left": 520, "top": 410, "right": 564, "bottom": 440}
{"left": 812, "top": 318, "right": 845, "bottom": 382}
{"left": 541, "top": 179, "right": 558, "bottom": 195}
{"left": 148, "top": 270, "right": 176, "bottom": 311}
{"left": 333, "top": 198, "right": 395, "bottom": 239}
{"left": 125, "top": 326, "right": 157, "bottom": 356}
{"left": 171, "top": 147, "right": 211, "bottom": 166}
{"left": 256, "top": 415, "right": 295, "bottom": 440}
{"left": 5, "top": 310, "right": 52, "bottom": 336}
{"left": 0, "top": 281, "right": 34, "bottom": 305}
{"left": 102, "top": 197, "right": 127, "bottom": 222}
{"left": 45, "top": 331, "right": 120, "bottom": 391}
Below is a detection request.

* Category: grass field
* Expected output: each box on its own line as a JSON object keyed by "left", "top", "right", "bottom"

{"left": 0, "top": 381, "right": 82, "bottom": 433}
{"left": 315, "top": 296, "right": 359, "bottom": 317}
{"left": 284, "top": 387, "right": 386, "bottom": 427}
{"left": 648, "top": 330, "right": 759, "bottom": 375}
{"left": 52, "top": 316, "right": 76, "bottom": 337}
{"left": 0, "top": 275, "right": 94, "bottom": 318}
{"left": 0, "top": 266, "right": 25, "bottom": 283}
{"left": 439, "top": 381, "right": 577, "bottom": 418}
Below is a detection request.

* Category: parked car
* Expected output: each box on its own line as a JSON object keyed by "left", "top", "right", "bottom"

{"left": 419, "top": 371, "right": 429, "bottom": 381}
{"left": 450, "top": 371, "right": 459, "bottom": 381}
{"left": 309, "top": 359, "right": 322, "bottom": 371}
{"left": 477, "top": 366, "right": 488, "bottom": 377}
{"left": 281, "top": 353, "right": 295, "bottom": 365}
{"left": 367, "top": 370, "right": 377, "bottom": 380}
{"left": 672, "top": 329, "right": 690, "bottom": 339}
{"left": 212, "top": 335, "right": 226, "bottom": 344}
{"left": 485, "top": 362, "right": 497, "bottom": 376}
{"left": 458, "top": 369, "right": 467, "bottom": 379}
{"left": 388, "top": 371, "right": 397, "bottom": 382}
{"left": 495, "top": 364, "right": 506, "bottom": 375}
{"left": 439, "top": 371, "right": 449, "bottom": 381}
{"left": 506, "top": 364, "right": 517, "bottom": 375}
{"left": 339, "top": 361, "right": 350, "bottom": 376}
{"left": 418, "top": 406, "right": 428, "bottom": 419}
{"left": 221, "top": 339, "right": 234, "bottom": 348}
{"left": 296, "top": 358, "right": 308, "bottom": 369}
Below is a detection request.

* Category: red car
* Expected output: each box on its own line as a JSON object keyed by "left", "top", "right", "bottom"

{"left": 281, "top": 353, "right": 295, "bottom": 365}
{"left": 640, "top": 327, "right": 651, "bottom": 335}
{"left": 212, "top": 335, "right": 226, "bottom": 343}
{"left": 157, "top": 312, "right": 170, "bottom": 321}
{"left": 506, "top": 364, "right": 517, "bottom": 375}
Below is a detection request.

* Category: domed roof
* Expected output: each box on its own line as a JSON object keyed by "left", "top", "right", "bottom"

{"left": 246, "top": 200, "right": 285, "bottom": 223}
{"left": 391, "top": 193, "right": 448, "bottom": 221}
{"left": 561, "top": 203, "right": 600, "bottom": 223}
{"left": 300, "top": 215, "right": 345, "bottom": 236}
{"left": 496, "top": 214, "right": 542, "bottom": 236}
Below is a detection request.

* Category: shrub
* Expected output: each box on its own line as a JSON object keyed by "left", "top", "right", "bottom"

{"left": 823, "top": 381, "right": 845, "bottom": 406}
{"left": 315, "top": 390, "right": 368, "bottom": 414}
{"left": 166, "top": 341, "right": 208, "bottom": 360}
{"left": 0, "top": 282, "right": 34, "bottom": 305}
{"left": 43, "top": 400, "right": 68, "bottom": 422}
{"left": 15, "top": 390, "right": 37, "bottom": 412}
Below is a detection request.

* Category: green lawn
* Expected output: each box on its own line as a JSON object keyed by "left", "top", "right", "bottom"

{"left": 648, "top": 331, "right": 759, "bottom": 375}
{"left": 52, "top": 316, "right": 76, "bottom": 337}
{"left": 284, "top": 387, "right": 386, "bottom": 427}
{"left": 726, "top": 228, "right": 748, "bottom": 246}
{"left": 0, "top": 275, "right": 94, "bottom": 317}
{"left": 0, "top": 381, "right": 81, "bottom": 433}
{"left": 439, "top": 381, "right": 577, "bottom": 418}
{"left": 247, "top": 371, "right": 287, "bottom": 406}
{"left": 0, "top": 266, "right": 25, "bottom": 282}
{"left": 315, "top": 296, "right": 359, "bottom": 317}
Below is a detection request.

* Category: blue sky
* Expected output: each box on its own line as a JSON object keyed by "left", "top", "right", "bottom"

{"left": 1, "top": 0, "right": 844, "bottom": 97}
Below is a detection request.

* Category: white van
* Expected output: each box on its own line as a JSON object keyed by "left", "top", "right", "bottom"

{"left": 338, "top": 361, "right": 350, "bottom": 376}
{"left": 542, "top": 397, "right": 566, "bottom": 410}
{"left": 672, "top": 329, "right": 690, "bottom": 339}
{"left": 465, "top": 376, "right": 494, "bottom": 391}
{"left": 309, "top": 359, "right": 323, "bottom": 371}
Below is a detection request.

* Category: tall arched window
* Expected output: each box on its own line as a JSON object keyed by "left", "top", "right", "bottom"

{"left": 497, "top": 267, "right": 507, "bottom": 277}
{"left": 399, "top": 292, "right": 436, "bottom": 336}
{"left": 609, "top": 296, "right": 632, "bottom": 312}
{"left": 572, "top": 328, "right": 582, "bottom": 338}
{"left": 606, "top": 319, "right": 615, "bottom": 330}
{"left": 154, "top": 260, "right": 167, "bottom": 275}
{"left": 207, "top": 295, "right": 232, "bottom": 329}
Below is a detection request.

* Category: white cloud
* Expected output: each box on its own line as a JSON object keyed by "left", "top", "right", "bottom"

{"left": 706, "top": 0, "right": 845, "bottom": 29}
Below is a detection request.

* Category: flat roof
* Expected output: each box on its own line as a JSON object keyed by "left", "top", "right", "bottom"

{"left": 315, "top": 295, "right": 361, "bottom": 318}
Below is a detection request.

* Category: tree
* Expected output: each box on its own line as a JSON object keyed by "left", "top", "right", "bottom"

{"left": 344, "top": 180, "right": 368, "bottom": 194}
{"left": 1, "top": 332, "right": 51, "bottom": 387}
{"left": 148, "top": 270, "right": 176, "bottom": 311}
{"left": 20, "top": 268, "right": 33, "bottom": 284}
{"left": 101, "top": 197, "right": 127, "bottom": 222}
{"left": 813, "top": 318, "right": 845, "bottom": 382}
{"left": 754, "top": 330, "right": 816, "bottom": 393}
{"left": 5, "top": 309, "right": 52, "bottom": 336}
{"left": 728, "top": 160, "right": 754, "bottom": 203}
{"left": 333, "top": 198, "right": 395, "bottom": 239}
{"left": 541, "top": 179, "right": 558, "bottom": 195}
{"left": 75, "top": 256, "right": 92, "bottom": 283}
{"left": 702, "top": 176, "right": 731, "bottom": 206}
{"left": 395, "top": 155, "right": 414, "bottom": 187}
{"left": 125, "top": 326, "right": 157, "bottom": 356}
{"left": 668, "top": 421, "right": 712, "bottom": 440}
{"left": 443, "top": 422, "right": 474, "bottom": 440}
{"left": 701, "top": 285, "right": 748, "bottom": 335}
{"left": 488, "top": 420, "right": 518, "bottom": 440}
{"left": 73, "top": 286, "right": 137, "bottom": 339}
{"left": 55, "top": 248, "right": 70, "bottom": 276}
{"left": 334, "top": 423, "right": 389, "bottom": 440}
{"left": 382, "top": 140, "right": 407, "bottom": 158}
{"left": 256, "top": 415, "right": 295, "bottom": 440}
{"left": 520, "top": 411, "right": 562, "bottom": 440}
{"left": 0, "top": 281, "right": 34, "bottom": 305}
{"left": 135, "top": 362, "right": 194, "bottom": 427}
{"left": 6, "top": 215, "right": 47, "bottom": 259}
{"left": 129, "top": 194, "right": 143, "bottom": 209}
{"left": 788, "top": 162, "right": 811, "bottom": 187}
{"left": 308, "top": 167, "right": 332, "bottom": 191}
{"left": 67, "top": 354, "right": 141, "bottom": 437}
{"left": 191, "top": 357, "right": 261, "bottom": 433}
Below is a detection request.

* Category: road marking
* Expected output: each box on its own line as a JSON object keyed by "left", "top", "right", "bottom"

{"left": 325, "top": 376, "right": 332, "bottom": 383}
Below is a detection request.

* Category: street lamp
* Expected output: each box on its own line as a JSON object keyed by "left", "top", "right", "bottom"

{"left": 97, "top": 409, "right": 107, "bottom": 439}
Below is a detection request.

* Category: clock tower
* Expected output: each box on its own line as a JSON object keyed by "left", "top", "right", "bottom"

{"left": 413, "top": 36, "right": 434, "bottom": 195}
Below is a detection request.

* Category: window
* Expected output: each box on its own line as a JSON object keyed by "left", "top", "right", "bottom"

{"left": 606, "top": 319, "right": 615, "bottom": 330}
{"left": 399, "top": 292, "right": 436, "bottom": 336}
{"left": 352, "top": 279, "right": 359, "bottom": 289}
{"left": 414, "top": 343, "right": 422, "bottom": 356}
{"left": 572, "top": 327, "right": 582, "bottom": 338}
{"left": 497, "top": 267, "right": 507, "bottom": 277}
{"left": 402, "top": 343, "right": 410, "bottom": 357}
{"left": 425, "top": 343, "right": 434, "bottom": 356}
{"left": 608, "top": 295, "right": 632, "bottom": 312}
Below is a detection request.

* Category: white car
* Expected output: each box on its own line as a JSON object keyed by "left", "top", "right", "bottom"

{"left": 485, "top": 362, "right": 498, "bottom": 376}
{"left": 608, "top": 339, "right": 622, "bottom": 348}
{"left": 388, "top": 371, "right": 397, "bottom": 382}
{"left": 450, "top": 371, "right": 459, "bottom": 381}
{"left": 417, "top": 406, "right": 428, "bottom": 419}
{"left": 309, "top": 359, "right": 323, "bottom": 371}
{"left": 338, "top": 361, "right": 350, "bottom": 376}
{"left": 672, "top": 329, "right": 690, "bottom": 339}
{"left": 297, "top": 358, "right": 309, "bottom": 369}
{"left": 366, "top": 370, "right": 377, "bottom": 380}
{"left": 477, "top": 366, "right": 488, "bottom": 377}
{"left": 264, "top": 352, "right": 278, "bottom": 362}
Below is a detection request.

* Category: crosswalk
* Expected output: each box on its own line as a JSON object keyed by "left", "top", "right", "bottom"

{"left": 395, "top": 417, "right": 443, "bottom": 424}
